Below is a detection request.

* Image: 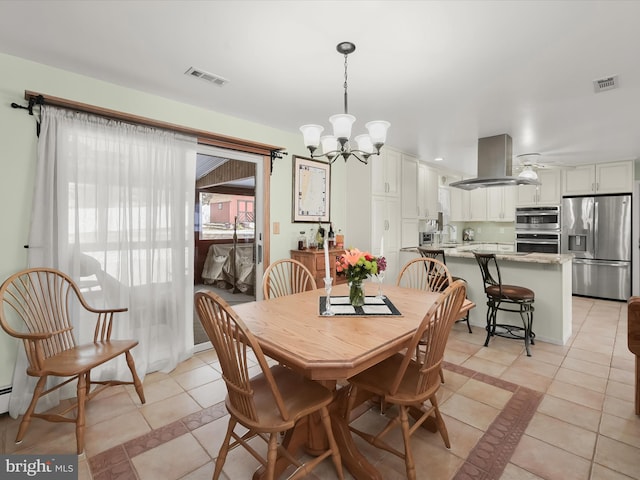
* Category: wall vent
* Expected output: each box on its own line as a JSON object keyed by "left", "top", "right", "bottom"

{"left": 593, "top": 75, "right": 619, "bottom": 93}
{"left": 185, "top": 67, "right": 229, "bottom": 87}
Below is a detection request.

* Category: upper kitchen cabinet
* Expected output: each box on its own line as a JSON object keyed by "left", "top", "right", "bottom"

{"left": 449, "top": 187, "right": 467, "bottom": 222}
{"left": 372, "top": 147, "right": 401, "bottom": 197}
{"left": 401, "top": 155, "right": 439, "bottom": 220}
{"left": 486, "top": 186, "right": 516, "bottom": 221}
{"left": 450, "top": 185, "right": 487, "bottom": 222}
{"left": 401, "top": 154, "right": 419, "bottom": 218}
{"left": 563, "top": 160, "right": 633, "bottom": 196}
{"left": 516, "top": 169, "right": 562, "bottom": 206}
{"left": 418, "top": 163, "right": 439, "bottom": 219}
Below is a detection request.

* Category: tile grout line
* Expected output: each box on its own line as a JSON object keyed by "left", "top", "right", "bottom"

{"left": 87, "top": 361, "right": 544, "bottom": 479}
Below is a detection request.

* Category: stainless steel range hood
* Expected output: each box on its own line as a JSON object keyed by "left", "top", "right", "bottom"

{"left": 450, "top": 134, "right": 540, "bottom": 190}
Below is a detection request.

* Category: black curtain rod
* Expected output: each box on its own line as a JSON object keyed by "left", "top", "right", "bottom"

{"left": 11, "top": 94, "right": 44, "bottom": 136}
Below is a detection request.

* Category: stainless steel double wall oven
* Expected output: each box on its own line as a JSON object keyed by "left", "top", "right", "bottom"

{"left": 515, "top": 206, "right": 561, "bottom": 254}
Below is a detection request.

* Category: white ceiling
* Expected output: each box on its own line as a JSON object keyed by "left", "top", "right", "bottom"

{"left": 1, "top": 0, "right": 639, "bottom": 175}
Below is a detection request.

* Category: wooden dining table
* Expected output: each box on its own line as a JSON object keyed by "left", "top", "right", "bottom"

{"left": 232, "top": 281, "right": 474, "bottom": 480}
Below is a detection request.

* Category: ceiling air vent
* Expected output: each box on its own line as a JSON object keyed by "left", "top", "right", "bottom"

{"left": 185, "top": 67, "right": 229, "bottom": 87}
{"left": 593, "top": 75, "right": 619, "bottom": 93}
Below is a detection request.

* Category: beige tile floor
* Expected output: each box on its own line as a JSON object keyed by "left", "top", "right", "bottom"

{"left": 1, "top": 295, "right": 639, "bottom": 479}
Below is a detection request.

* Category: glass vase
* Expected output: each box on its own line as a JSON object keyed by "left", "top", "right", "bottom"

{"left": 349, "top": 280, "right": 365, "bottom": 307}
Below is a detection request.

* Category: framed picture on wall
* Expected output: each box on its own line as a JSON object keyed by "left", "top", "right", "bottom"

{"left": 292, "top": 155, "right": 331, "bottom": 223}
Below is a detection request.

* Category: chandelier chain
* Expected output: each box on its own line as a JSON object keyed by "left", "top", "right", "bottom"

{"left": 343, "top": 53, "right": 349, "bottom": 114}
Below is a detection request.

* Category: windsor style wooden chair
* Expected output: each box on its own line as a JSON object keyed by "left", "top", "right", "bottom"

{"left": 0, "top": 267, "right": 145, "bottom": 454}
{"left": 262, "top": 258, "right": 317, "bottom": 299}
{"left": 195, "top": 290, "right": 344, "bottom": 480}
{"left": 345, "top": 280, "right": 467, "bottom": 480}
{"left": 418, "top": 247, "right": 472, "bottom": 333}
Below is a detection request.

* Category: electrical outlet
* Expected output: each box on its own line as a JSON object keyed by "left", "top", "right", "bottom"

{"left": 477, "top": 227, "right": 482, "bottom": 234}
{"left": 273, "top": 222, "right": 280, "bottom": 234}
{"left": 499, "top": 227, "right": 505, "bottom": 234}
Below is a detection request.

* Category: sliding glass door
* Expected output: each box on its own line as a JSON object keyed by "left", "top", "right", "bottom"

{"left": 193, "top": 145, "right": 264, "bottom": 347}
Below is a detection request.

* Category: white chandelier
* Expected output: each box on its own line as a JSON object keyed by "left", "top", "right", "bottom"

{"left": 300, "top": 42, "right": 390, "bottom": 165}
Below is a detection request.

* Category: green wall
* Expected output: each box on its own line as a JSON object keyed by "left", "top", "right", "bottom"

{"left": 0, "top": 52, "right": 347, "bottom": 387}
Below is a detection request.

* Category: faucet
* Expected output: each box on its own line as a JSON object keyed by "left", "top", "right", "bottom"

{"left": 441, "top": 224, "right": 456, "bottom": 244}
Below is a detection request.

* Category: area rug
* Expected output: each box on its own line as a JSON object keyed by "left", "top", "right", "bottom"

{"left": 88, "top": 362, "right": 543, "bottom": 479}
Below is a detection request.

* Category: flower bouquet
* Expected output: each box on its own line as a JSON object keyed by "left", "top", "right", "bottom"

{"left": 335, "top": 248, "right": 387, "bottom": 306}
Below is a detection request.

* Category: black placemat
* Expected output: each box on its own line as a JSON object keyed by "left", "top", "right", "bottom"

{"left": 318, "top": 296, "right": 402, "bottom": 316}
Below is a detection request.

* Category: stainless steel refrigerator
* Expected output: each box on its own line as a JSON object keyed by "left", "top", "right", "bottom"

{"left": 562, "top": 194, "right": 631, "bottom": 300}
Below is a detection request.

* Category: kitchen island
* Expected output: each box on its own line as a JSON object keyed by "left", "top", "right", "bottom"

{"left": 399, "top": 244, "right": 573, "bottom": 346}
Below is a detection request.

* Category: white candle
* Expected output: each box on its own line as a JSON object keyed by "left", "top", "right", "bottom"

{"left": 324, "top": 237, "right": 331, "bottom": 280}
{"left": 380, "top": 236, "right": 384, "bottom": 257}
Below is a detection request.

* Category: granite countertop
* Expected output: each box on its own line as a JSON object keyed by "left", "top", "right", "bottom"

{"left": 401, "top": 243, "right": 573, "bottom": 265}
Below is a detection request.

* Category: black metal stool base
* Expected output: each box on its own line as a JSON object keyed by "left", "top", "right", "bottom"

{"left": 455, "top": 311, "right": 472, "bottom": 333}
{"left": 485, "top": 300, "right": 535, "bottom": 356}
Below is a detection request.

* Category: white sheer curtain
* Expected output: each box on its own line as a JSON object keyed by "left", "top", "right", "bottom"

{"left": 9, "top": 105, "right": 196, "bottom": 417}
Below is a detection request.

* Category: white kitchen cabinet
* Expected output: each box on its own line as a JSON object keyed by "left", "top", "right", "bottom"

{"left": 401, "top": 218, "right": 419, "bottom": 248}
{"left": 516, "top": 169, "right": 562, "bottom": 206}
{"left": 563, "top": 165, "right": 595, "bottom": 196}
{"left": 449, "top": 185, "right": 487, "bottom": 221}
{"left": 346, "top": 156, "right": 400, "bottom": 282}
{"left": 449, "top": 186, "right": 468, "bottom": 222}
{"left": 486, "top": 186, "right": 515, "bottom": 221}
{"left": 469, "top": 188, "right": 487, "bottom": 221}
{"left": 418, "top": 163, "right": 439, "bottom": 219}
{"left": 372, "top": 196, "right": 400, "bottom": 283}
{"left": 372, "top": 147, "right": 401, "bottom": 197}
{"left": 596, "top": 161, "right": 634, "bottom": 193}
{"left": 355, "top": 146, "right": 401, "bottom": 284}
{"left": 563, "top": 160, "right": 633, "bottom": 195}
{"left": 401, "top": 154, "right": 419, "bottom": 218}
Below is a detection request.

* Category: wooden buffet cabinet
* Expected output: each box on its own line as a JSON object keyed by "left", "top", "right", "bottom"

{"left": 290, "top": 248, "right": 348, "bottom": 287}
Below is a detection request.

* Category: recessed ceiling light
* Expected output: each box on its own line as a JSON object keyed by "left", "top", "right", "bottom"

{"left": 434, "top": 157, "right": 444, "bottom": 162}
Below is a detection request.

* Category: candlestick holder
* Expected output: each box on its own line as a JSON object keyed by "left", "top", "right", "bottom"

{"left": 375, "top": 271, "right": 386, "bottom": 299}
{"left": 322, "top": 277, "right": 335, "bottom": 316}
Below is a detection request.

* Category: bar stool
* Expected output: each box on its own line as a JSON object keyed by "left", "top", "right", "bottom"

{"left": 418, "top": 247, "right": 472, "bottom": 333}
{"left": 473, "top": 253, "right": 535, "bottom": 356}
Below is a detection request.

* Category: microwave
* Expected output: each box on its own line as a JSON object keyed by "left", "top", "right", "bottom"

{"left": 515, "top": 206, "right": 561, "bottom": 231}
{"left": 419, "top": 232, "right": 435, "bottom": 246}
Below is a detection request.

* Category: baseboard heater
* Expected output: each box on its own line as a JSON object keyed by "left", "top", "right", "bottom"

{"left": 0, "top": 386, "right": 11, "bottom": 414}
